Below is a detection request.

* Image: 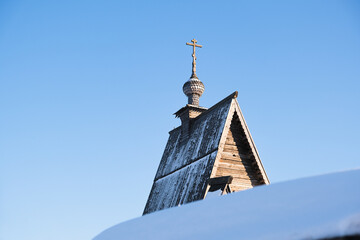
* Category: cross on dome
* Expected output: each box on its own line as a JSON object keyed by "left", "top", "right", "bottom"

{"left": 183, "top": 38, "right": 205, "bottom": 106}
{"left": 186, "top": 38, "right": 202, "bottom": 78}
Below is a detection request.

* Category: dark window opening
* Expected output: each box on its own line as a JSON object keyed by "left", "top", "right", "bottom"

{"left": 206, "top": 176, "right": 233, "bottom": 198}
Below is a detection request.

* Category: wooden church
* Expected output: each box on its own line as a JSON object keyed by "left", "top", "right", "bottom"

{"left": 143, "top": 39, "right": 269, "bottom": 215}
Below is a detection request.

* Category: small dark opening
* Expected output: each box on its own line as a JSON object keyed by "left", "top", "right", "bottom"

{"left": 208, "top": 184, "right": 225, "bottom": 192}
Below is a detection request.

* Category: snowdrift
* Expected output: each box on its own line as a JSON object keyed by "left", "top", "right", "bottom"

{"left": 94, "top": 169, "right": 360, "bottom": 240}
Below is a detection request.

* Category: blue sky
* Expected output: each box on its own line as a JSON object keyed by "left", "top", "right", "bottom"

{"left": 0, "top": 1, "right": 359, "bottom": 239}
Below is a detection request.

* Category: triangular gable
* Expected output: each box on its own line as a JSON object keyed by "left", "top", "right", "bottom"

{"left": 209, "top": 97, "right": 269, "bottom": 195}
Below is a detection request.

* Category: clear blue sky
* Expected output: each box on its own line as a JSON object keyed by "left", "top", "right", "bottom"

{"left": 0, "top": 1, "right": 359, "bottom": 239}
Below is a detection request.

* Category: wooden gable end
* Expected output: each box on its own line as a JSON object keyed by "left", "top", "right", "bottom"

{"left": 209, "top": 98, "right": 269, "bottom": 194}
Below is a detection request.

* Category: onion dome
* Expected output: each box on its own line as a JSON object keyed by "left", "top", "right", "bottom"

{"left": 183, "top": 77, "right": 205, "bottom": 106}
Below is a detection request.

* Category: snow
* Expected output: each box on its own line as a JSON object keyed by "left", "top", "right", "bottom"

{"left": 205, "top": 189, "right": 223, "bottom": 198}
{"left": 94, "top": 169, "right": 360, "bottom": 240}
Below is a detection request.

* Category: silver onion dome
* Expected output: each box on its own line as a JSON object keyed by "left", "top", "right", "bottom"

{"left": 183, "top": 77, "right": 205, "bottom": 106}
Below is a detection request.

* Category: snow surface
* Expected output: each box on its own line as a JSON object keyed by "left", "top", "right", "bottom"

{"left": 94, "top": 169, "right": 360, "bottom": 240}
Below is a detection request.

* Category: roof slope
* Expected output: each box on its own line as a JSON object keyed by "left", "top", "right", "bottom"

{"left": 95, "top": 169, "right": 360, "bottom": 240}
{"left": 143, "top": 94, "right": 234, "bottom": 214}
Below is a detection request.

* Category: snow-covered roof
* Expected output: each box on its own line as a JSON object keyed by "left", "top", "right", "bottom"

{"left": 94, "top": 169, "right": 360, "bottom": 240}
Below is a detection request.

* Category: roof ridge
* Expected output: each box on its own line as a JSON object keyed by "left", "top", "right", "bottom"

{"left": 192, "top": 91, "right": 238, "bottom": 121}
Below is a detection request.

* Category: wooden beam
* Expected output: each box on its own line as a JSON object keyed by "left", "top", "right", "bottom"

{"left": 207, "top": 175, "right": 233, "bottom": 185}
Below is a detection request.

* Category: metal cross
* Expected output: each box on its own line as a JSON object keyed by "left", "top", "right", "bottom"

{"left": 186, "top": 38, "right": 202, "bottom": 78}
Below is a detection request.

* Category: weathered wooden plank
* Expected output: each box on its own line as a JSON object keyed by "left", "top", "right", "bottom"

{"left": 224, "top": 144, "right": 250, "bottom": 152}
{"left": 230, "top": 183, "right": 254, "bottom": 191}
{"left": 223, "top": 144, "right": 244, "bottom": 152}
{"left": 226, "top": 141, "right": 250, "bottom": 148}
{"left": 230, "top": 181, "right": 254, "bottom": 188}
{"left": 230, "top": 186, "right": 252, "bottom": 192}
{"left": 217, "top": 162, "right": 255, "bottom": 172}
{"left": 226, "top": 136, "right": 236, "bottom": 140}
{"left": 229, "top": 134, "right": 245, "bottom": 143}
{"left": 230, "top": 181, "right": 254, "bottom": 187}
{"left": 227, "top": 133, "right": 245, "bottom": 140}
{"left": 220, "top": 155, "right": 257, "bottom": 165}
{"left": 219, "top": 158, "right": 253, "bottom": 167}
{"left": 228, "top": 181, "right": 256, "bottom": 188}
{"left": 231, "top": 181, "right": 258, "bottom": 188}
{"left": 221, "top": 151, "right": 252, "bottom": 160}
{"left": 217, "top": 164, "right": 262, "bottom": 179}
{"left": 225, "top": 140, "right": 236, "bottom": 145}
{"left": 220, "top": 157, "right": 253, "bottom": 165}
{"left": 224, "top": 141, "right": 251, "bottom": 149}
{"left": 220, "top": 155, "right": 241, "bottom": 162}
{"left": 215, "top": 171, "right": 254, "bottom": 181}
{"left": 231, "top": 176, "right": 258, "bottom": 183}
{"left": 219, "top": 153, "right": 261, "bottom": 178}
{"left": 215, "top": 169, "right": 259, "bottom": 180}
{"left": 215, "top": 167, "right": 258, "bottom": 179}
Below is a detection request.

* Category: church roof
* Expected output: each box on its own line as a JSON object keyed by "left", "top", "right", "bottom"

{"left": 143, "top": 91, "right": 269, "bottom": 214}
